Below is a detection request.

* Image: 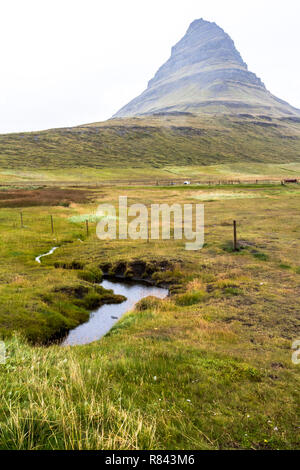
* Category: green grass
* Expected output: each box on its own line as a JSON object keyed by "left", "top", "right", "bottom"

{"left": 68, "top": 214, "right": 103, "bottom": 223}
{"left": 2, "top": 163, "right": 300, "bottom": 186}
{"left": 0, "top": 182, "right": 299, "bottom": 449}
{"left": 175, "top": 290, "right": 208, "bottom": 306}
{"left": 0, "top": 115, "right": 300, "bottom": 174}
{"left": 252, "top": 252, "right": 269, "bottom": 261}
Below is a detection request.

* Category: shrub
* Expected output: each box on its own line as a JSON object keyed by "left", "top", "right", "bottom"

{"left": 135, "top": 296, "right": 162, "bottom": 311}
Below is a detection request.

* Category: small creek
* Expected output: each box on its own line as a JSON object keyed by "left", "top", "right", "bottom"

{"left": 62, "top": 279, "right": 169, "bottom": 346}
{"left": 34, "top": 247, "right": 169, "bottom": 346}
{"left": 35, "top": 246, "right": 58, "bottom": 264}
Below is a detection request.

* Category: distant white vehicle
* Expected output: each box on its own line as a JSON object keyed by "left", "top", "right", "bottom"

{"left": 184, "top": 181, "right": 191, "bottom": 185}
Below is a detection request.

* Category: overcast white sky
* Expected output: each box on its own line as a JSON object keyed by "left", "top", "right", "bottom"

{"left": 0, "top": 0, "right": 299, "bottom": 134}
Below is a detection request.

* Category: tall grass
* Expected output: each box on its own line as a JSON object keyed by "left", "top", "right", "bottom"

{"left": 0, "top": 182, "right": 299, "bottom": 449}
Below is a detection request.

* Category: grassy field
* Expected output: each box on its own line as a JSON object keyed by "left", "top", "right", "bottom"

{"left": 0, "top": 181, "right": 299, "bottom": 449}
{"left": 1, "top": 162, "right": 300, "bottom": 188}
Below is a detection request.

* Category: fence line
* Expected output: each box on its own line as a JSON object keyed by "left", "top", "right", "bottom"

{"left": 0, "top": 177, "right": 299, "bottom": 188}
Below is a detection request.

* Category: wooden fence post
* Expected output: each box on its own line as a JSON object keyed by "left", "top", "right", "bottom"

{"left": 86, "top": 219, "right": 89, "bottom": 236}
{"left": 50, "top": 215, "right": 54, "bottom": 234}
{"left": 20, "top": 212, "right": 23, "bottom": 228}
{"left": 233, "top": 220, "right": 238, "bottom": 251}
{"left": 147, "top": 218, "right": 150, "bottom": 243}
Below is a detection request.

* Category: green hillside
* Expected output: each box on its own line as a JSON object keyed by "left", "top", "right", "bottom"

{"left": 0, "top": 115, "right": 300, "bottom": 171}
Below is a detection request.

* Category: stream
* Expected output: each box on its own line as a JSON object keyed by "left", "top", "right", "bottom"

{"left": 35, "top": 246, "right": 58, "bottom": 263}
{"left": 62, "top": 279, "right": 169, "bottom": 346}
{"left": 35, "top": 247, "right": 168, "bottom": 346}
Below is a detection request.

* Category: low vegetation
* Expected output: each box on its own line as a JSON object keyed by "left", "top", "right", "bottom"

{"left": 0, "top": 115, "right": 300, "bottom": 172}
{"left": 0, "top": 180, "right": 299, "bottom": 449}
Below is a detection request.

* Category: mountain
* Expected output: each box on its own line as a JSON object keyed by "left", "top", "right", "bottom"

{"left": 114, "top": 19, "right": 300, "bottom": 118}
{"left": 1, "top": 19, "right": 300, "bottom": 173}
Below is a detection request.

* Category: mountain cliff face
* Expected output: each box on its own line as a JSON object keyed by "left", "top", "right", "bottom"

{"left": 114, "top": 19, "right": 300, "bottom": 118}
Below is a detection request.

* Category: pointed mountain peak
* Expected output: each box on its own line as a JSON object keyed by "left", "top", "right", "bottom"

{"left": 186, "top": 18, "right": 220, "bottom": 33}
{"left": 114, "top": 19, "right": 299, "bottom": 118}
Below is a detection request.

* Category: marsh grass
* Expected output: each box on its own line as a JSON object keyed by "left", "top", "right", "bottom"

{"left": 0, "top": 182, "right": 299, "bottom": 449}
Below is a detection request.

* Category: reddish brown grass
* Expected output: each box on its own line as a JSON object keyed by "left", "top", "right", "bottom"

{"left": 0, "top": 187, "right": 97, "bottom": 207}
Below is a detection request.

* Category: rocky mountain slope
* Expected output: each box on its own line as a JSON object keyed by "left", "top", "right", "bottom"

{"left": 114, "top": 19, "right": 300, "bottom": 118}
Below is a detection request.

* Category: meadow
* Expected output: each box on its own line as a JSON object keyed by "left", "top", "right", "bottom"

{"left": 0, "top": 179, "right": 299, "bottom": 449}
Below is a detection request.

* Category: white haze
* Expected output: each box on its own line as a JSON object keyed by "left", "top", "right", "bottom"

{"left": 0, "top": 0, "right": 299, "bottom": 133}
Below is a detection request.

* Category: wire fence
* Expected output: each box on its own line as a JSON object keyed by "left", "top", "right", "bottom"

{"left": 0, "top": 177, "right": 299, "bottom": 188}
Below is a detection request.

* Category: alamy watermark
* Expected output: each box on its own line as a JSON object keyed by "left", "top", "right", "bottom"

{"left": 96, "top": 196, "right": 204, "bottom": 251}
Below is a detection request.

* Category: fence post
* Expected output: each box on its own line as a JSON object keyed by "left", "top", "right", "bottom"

{"left": 147, "top": 216, "right": 149, "bottom": 243}
{"left": 20, "top": 212, "right": 23, "bottom": 228}
{"left": 233, "top": 220, "right": 238, "bottom": 251}
{"left": 86, "top": 219, "right": 89, "bottom": 236}
{"left": 50, "top": 215, "right": 54, "bottom": 234}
